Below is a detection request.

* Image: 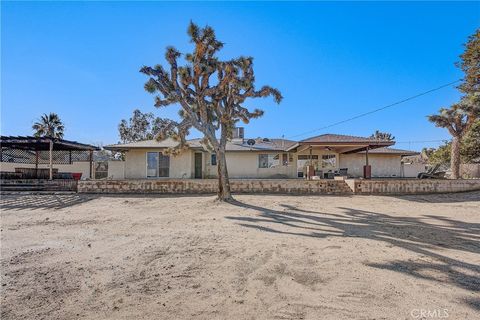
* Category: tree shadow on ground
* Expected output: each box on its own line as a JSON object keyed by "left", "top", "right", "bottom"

{"left": 393, "top": 191, "right": 480, "bottom": 204}
{"left": 226, "top": 200, "right": 480, "bottom": 309}
{"left": 0, "top": 194, "right": 96, "bottom": 211}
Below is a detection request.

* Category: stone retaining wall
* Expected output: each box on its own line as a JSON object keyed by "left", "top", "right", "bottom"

{"left": 77, "top": 179, "right": 353, "bottom": 195}
{"left": 352, "top": 179, "right": 480, "bottom": 194}
{"left": 77, "top": 178, "right": 480, "bottom": 195}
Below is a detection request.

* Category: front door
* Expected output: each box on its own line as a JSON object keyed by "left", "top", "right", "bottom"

{"left": 194, "top": 153, "right": 202, "bottom": 179}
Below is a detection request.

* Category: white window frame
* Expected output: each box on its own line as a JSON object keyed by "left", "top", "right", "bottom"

{"left": 321, "top": 154, "right": 337, "bottom": 168}
{"left": 258, "top": 153, "right": 280, "bottom": 168}
{"left": 146, "top": 152, "right": 170, "bottom": 178}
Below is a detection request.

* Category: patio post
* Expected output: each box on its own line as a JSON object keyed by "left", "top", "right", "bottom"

{"left": 49, "top": 139, "right": 53, "bottom": 180}
{"left": 363, "top": 146, "right": 371, "bottom": 179}
{"left": 89, "top": 150, "right": 93, "bottom": 179}
{"left": 35, "top": 151, "right": 39, "bottom": 179}
{"left": 308, "top": 146, "right": 313, "bottom": 180}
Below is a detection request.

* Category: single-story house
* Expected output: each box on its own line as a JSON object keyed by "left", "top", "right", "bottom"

{"left": 104, "top": 130, "right": 419, "bottom": 179}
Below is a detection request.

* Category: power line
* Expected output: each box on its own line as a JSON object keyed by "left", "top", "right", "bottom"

{"left": 395, "top": 139, "right": 448, "bottom": 144}
{"left": 287, "top": 79, "right": 461, "bottom": 139}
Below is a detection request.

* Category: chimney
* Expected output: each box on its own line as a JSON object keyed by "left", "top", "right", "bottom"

{"left": 231, "top": 127, "right": 244, "bottom": 143}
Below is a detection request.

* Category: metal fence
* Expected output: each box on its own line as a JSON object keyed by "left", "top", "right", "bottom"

{"left": 94, "top": 161, "right": 108, "bottom": 179}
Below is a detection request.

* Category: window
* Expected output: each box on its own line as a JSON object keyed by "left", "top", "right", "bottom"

{"left": 158, "top": 153, "right": 170, "bottom": 177}
{"left": 297, "top": 155, "right": 319, "bottom": 160}
{"left": 321, "top": 154, "right": 336, "bottom": 168}
{"left": 211, "top": 153, "right": 217, "bottom": 166}
{"left": 147, "top": 152, "right": 158, "bottom": 177}
{"left": 258, "top": 154, "right": 280, "bottom": 168}
{"left": 146, "top": 152, "right": 170, "bottom": 177}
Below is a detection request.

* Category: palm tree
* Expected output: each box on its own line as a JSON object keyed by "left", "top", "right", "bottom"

{"left": 32, "top": 113, "right": 65, "bottom": 180}
{"left": 32, "top": 113, "right": 64, "bottom": 138}
{"left": 428, "top": 95, "right": 479, "bottom": 179}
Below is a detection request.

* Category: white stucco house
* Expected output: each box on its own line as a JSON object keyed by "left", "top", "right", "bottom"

{"left": 104, "top": 130, "right": 419, "bottom": 180}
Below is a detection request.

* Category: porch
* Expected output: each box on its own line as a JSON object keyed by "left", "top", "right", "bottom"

{"left": 287, "top": 134, "right": 396, "bottom": 179}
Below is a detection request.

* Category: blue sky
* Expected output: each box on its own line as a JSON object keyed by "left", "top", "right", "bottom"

{"left": 1, "top": 1, "right": 479, "bottom": 150}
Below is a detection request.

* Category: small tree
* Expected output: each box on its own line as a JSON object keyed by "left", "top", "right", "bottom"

{"left": 425, "top": 142, "right": 451, "bottom": 166}
{"left": 461, "top": 119, "right": 480, "bottom": 163}
{"left": 428, "top": 97, "right": 480, "bottom": 178}
{"left": 140, "top": 22, "right": 282, "bottom": 201}
{"left": 428, "top": 29, "right": 480, "bottom": 178}
{"left": 457, "top": 28, "right": 479, "bottom": 95}
{"left": 32, "top": 113, "right": 65, "bottom": 139}
{"left": 370, "top": 130, "right": 395, "bottom": 141}
{"left": 118, "top": 109, "right": 162, "bottom": 143}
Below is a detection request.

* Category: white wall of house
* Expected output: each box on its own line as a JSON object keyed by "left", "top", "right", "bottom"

{"left": 123, "top": 148, "right": 194, "bottom": 179}
{"left": 112, "top": 148, "right": 407, "bottom": 179}
{"left": 339, "top": 153, "right": 403, "bottom": 177}
{"left": 204, "top": 151, "right": 296, "bottom": 179}
{"left": 107, "top": 160, "right": 125, "bottom": 179}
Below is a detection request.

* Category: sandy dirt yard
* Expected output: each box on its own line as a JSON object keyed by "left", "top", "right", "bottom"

{"left": 1, "top": 192, "right": 479, "bottom": 320}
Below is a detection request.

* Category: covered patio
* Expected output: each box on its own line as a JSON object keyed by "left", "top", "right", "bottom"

{"left": 0, "top": 135, "right": 99, "bottom": 181}
{"left": 286, "top": 134, "right": 396, "bottom": 179}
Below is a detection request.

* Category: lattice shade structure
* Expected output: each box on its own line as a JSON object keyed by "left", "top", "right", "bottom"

{"left": 1, "top": 136, "right": 99, "bottom": 179}
{"left": 1, "top": 149, "right": 91, "bottom": 164}
{"left": 0, "top": 136, "right": 99, "bottom": 151}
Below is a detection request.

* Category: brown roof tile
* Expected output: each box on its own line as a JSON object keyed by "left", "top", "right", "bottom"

{"left": 300, "top": 133, "right": 389, "bottom": 144}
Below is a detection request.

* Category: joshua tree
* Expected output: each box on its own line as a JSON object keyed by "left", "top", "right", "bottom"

{"left": 140, "top": 22, "right": 282, "bottom": 201}
{"left": 32, "top": 113, "right": 65, "bottom": 139}
{"left": 32, "top": 112, "right": 65, "bottom": 180}
{"left": 428, "top": 96, "right": 480, "bottom": 178}
{"left": 370, "top": 130, "right": 395, "bottom": 141}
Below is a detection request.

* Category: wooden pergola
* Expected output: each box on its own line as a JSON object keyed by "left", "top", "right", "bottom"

{"left": 0, "top": 136, "right": 99, "bottom": 180}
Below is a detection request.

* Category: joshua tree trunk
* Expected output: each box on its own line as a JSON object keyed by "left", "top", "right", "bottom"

{"left": 450, "top": 136, "right": 461, "bottom": 179}
{"left": 215, "top": 123, "right": 232, "bottom": 201}
{"left": 216, "top": 147, "right": 232, "bottom": 201}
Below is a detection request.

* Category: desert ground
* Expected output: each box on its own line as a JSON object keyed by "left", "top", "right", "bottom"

{"left": 1, "top": 192, "right": 479, "bottom": 320}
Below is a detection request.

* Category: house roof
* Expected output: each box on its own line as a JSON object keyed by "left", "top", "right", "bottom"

{"left": 104, "top": 134, "right": 417, "bottom": 156}
{"left": 286, "top": 133, "right": 395, "bottom": 153}
{"left": 300, "top": 133, "right": 393, "bottom": 144}
{"left": 104, "top": 138, "right": 181, "bottom": 150}
{"left": 358, "top": 147, "right": 420, "bottom": 156}
{"left": 104, "top": 137, "right": 297, "bottom": 152}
